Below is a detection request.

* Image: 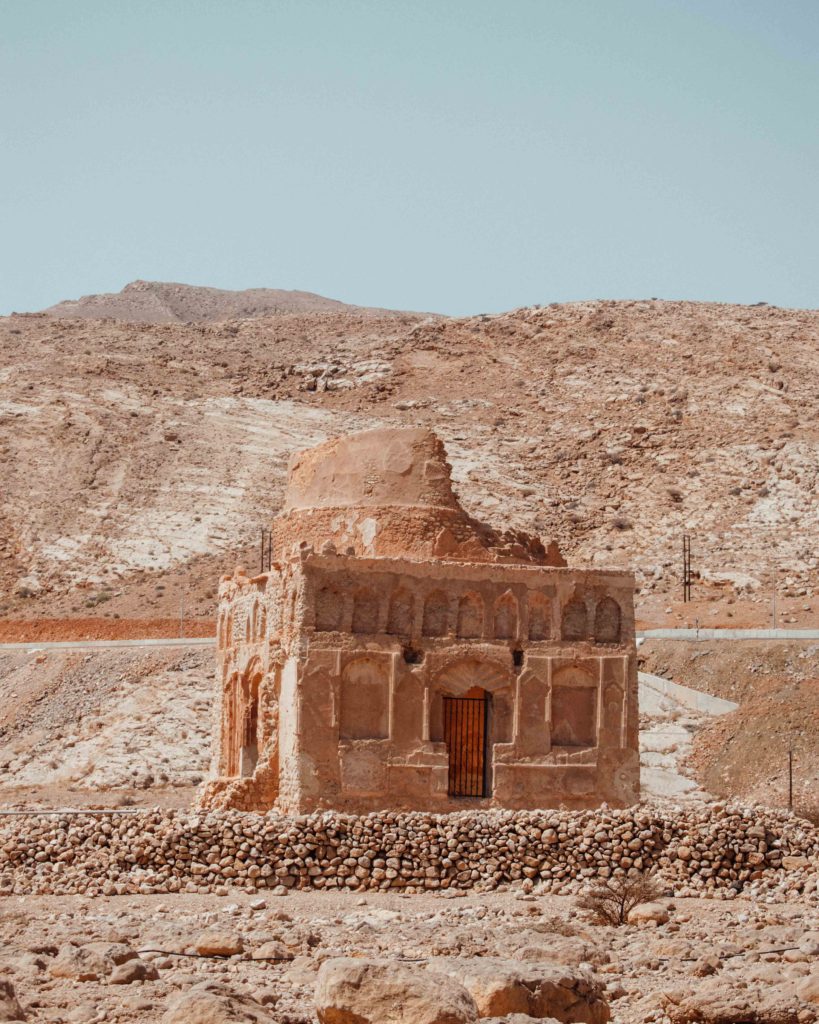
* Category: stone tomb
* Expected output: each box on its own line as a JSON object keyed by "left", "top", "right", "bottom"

{"left": 201, "top": 427, "right": 639, "bottom": 813}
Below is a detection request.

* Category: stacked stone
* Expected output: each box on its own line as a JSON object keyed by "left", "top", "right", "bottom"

{"left": 0, "top": 805, "right": 816, "bottom": 901}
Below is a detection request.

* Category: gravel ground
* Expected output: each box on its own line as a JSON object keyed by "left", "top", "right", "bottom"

{"left": 1, "top": 887, "right": 817, "bottom": 1023}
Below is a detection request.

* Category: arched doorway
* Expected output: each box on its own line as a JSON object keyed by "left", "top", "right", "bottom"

{"left": 239, "top": 671, "right": 261, "bottom": 777}
{"left": 432, "top": 658, "right": 510, "bottom": 799}
{"left": 443, "top": 685, "right": 490, "bottom": 797}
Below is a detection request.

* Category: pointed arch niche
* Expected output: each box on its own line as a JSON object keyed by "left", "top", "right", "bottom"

{"left": 550, "top": 663, "right": 598, "bottom": 748}
{"left": 493, "top": 591, "right": 518, "bottom": 640}
{"left": 456, "top": 592, "right": 483, "bottom": 639}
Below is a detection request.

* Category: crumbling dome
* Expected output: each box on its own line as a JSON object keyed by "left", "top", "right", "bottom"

{"left": 273, "top": 426, "right": 559, "bottom": 564}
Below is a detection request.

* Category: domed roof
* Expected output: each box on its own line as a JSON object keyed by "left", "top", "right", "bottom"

{"left": 273, "top": 427, "right": 561, "bottom": 566}
{"left": 283, "top": 427, "right": 460, "bottom": 512}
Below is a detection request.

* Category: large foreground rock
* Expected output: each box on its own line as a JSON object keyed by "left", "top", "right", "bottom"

{"left": 193, "top": 930, "right": 244, "bottom": 956}
{"left": 0, "top": 979, "right": 25, "bottom": 1022}
{"left": 162, "top": 982, "right": 276, "bottom": 1023}
{"left": 430, "top": 958, "right": 610, "bottom": 1023}
{"left": 315, "top": 957, "right": 478, "bottom": 1024}
{"left": 661, "top": 978, "right": 812, "bottom": 1023}
{"left": 47, "top": 943, "right": 114, "bottom": 982}
{"left": 796, "top": 971, "right": 819, "bottom": 1006}
{"left": 483, "top": 1019, "right": 560, "bottom": 1024}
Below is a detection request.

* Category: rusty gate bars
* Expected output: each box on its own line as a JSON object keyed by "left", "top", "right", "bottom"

{"left": 259, "top": 529, "right": 272, "bottom": 573}
{"left": 444, "top": 695, "right": 489, "bottom": 798}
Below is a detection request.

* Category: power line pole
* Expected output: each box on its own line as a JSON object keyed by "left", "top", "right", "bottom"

{"left": 682, "top": 534, "right": 692, "bottom": 603}
{"left": 788, "top": 748, "right": 793, "bottom": 812}
{"left": 771, "top": 564, "right": 777, "bottom": 629}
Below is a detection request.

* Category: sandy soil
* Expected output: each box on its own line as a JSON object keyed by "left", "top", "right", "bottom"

{"left": 0, "top": 647, "right": 213, "bottom": 809}
{"left": 0, "top": 619, "right": 214, "bottom": 642}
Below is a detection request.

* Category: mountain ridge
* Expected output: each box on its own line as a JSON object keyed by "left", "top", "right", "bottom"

{"left": 40, "top": 279, "right": 413, "bottom": 323}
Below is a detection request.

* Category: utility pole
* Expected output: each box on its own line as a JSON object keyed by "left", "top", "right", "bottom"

{"left": 179, "top": 593, "right": 184, "bottom": 640}
{"left": 682, "top": 534, "right": 692, "bottom": 603}
{"left": 788, "top": 748, "right": 793, "bottom": 812}
{"left": 771, "top": 565, "right": 777, "bottom": 630}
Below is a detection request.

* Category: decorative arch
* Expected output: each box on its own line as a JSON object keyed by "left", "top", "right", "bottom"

{"left": 434, "top": 657, "right": 509, "bottom": 697}
{"left": 594, "top": 596, "right": 621, "bottom": 643}
{"left": 386, "top": 587, "right": 414, "bottom": 636}
{"left": 430, "top": 656, "right": 513, "bottom": 747}
{"left": 518, "top": 668, "right": 550, "bottom": 755}
{"left": 550, "top": 663, "right": 598, "bottom": 748}
{"left": 493, "top": 591, "right": 518, "bottom": 640}
{"left": 238, "top": 668, "right": 262, "bottom": 776}
{"left": 339, "top": 658, "right": 390, "bottom": 740}
{"left": 561, "top": 598, "right": 588, "bottom": 641}
{"left": 422, "top": 590, "right": 450, "bottom": 637}
{"left": 456, "top": 592, "right": 483, "bottom": 639}
{"left": 222, "top": 670, "right": 240, "bottom": 775}
{"left": 223, "top": 660, "right": 264, "bottom": 777}
{"left": 315, "top": 585, "right": 343, "bottom": 632}
{"left": 528, "top": 593, "right": 551, "bottom": 641}
{"left": 431, "top": 658, "right": 513, "bottom": 794}
{"left": 351, "top": 588, "right": 380, "bottom": 634}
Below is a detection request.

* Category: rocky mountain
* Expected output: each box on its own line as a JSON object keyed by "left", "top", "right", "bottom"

{"left": 0, "top": 296, "right": 817, "bottom": 628}
{"left": 40, "top": 279, "right": 398, "bottom": 323}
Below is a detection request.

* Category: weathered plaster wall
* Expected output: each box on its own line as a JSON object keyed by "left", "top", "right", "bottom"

{"left": 202, "top": 553, "right": 638, "bottom": 813}
{"left": 201, "top": 426, "right": 640, "bottom": 815}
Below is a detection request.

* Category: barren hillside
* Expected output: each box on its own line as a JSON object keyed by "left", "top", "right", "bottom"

{"left": 0, "top": 645, "right": 213, "bottom": 808}
{"left": 1, "top": 297, "right": 817, "bottom": 627}
{"left": 640, "top": 639, "right": 819, "bottom": 818}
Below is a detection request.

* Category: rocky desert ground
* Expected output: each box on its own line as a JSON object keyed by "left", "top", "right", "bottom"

{"left": 0, "top": 804, "right": 817, "bottom": 1023}
{"left": 1, "top": 281, "right": 817, "bottom": 1023}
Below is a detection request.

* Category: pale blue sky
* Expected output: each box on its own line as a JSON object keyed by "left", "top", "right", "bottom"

{"left": 1, "top": 0, "right": 817, "bottom": 315}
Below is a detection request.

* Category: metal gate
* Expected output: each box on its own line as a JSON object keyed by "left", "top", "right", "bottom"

{"left": 443, "top": 695, "right": 489, "bottom": 797}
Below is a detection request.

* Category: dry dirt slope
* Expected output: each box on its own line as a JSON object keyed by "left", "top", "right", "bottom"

{"left": 0, "top": 297, "right": 817, "bottom": 625}
{"left": 640, "top": 639, "right": 819, "bottom": 818}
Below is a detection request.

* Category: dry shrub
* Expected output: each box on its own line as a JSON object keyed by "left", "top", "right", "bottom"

{"left": 577, "top": 870, "right": 663, "bottom": 926}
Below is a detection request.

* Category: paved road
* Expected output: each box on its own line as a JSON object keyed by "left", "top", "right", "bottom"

{"left": 1, "top": 628, "right": 817, "bottom": 653}
{"left": 639, "top": 628, "right": 819, "bottom": 640}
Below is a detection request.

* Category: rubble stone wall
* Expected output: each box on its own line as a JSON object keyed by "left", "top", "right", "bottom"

{"left": 1, "top": 805, "right": 816, "bottom": 902}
